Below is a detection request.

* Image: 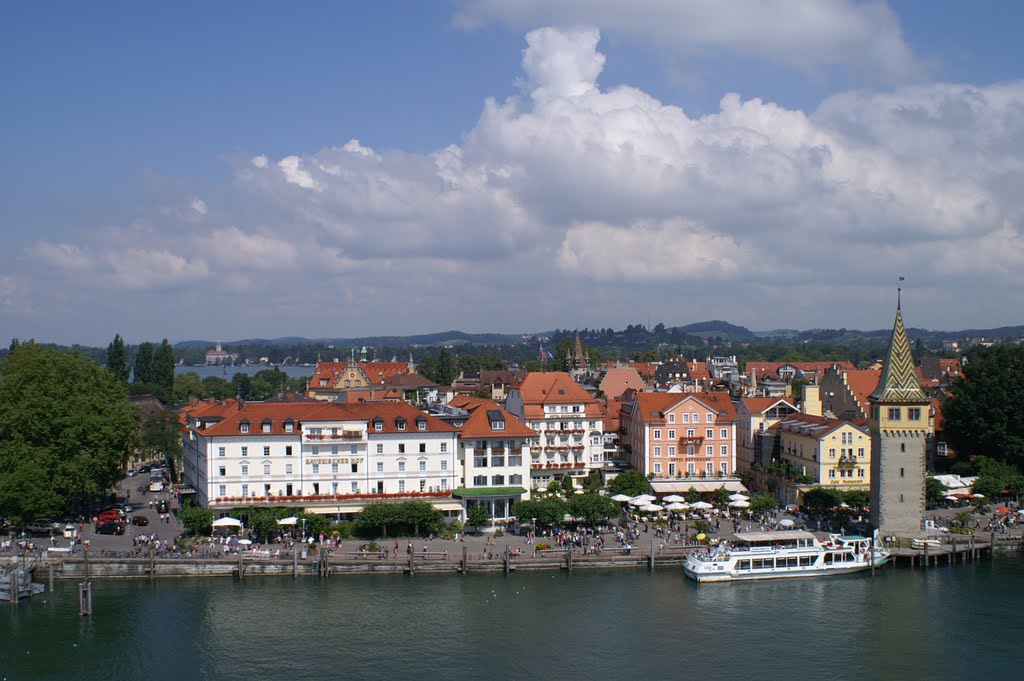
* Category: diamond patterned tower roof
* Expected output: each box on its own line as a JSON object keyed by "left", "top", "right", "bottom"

{"left": 870, "top": 294, "right": 927, "bottom": 404}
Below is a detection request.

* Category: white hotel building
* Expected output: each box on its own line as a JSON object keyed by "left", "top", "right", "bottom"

{"left": 180, "top": 400, "right": 464, "bottom": 518}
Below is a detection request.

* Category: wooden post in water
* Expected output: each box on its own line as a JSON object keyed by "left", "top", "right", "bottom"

{"left": 48, "top": 563, "right": 54, "bottom": 592}
{"left": 408, "top": 550, "right": 415, "bottom": 575}
{"left": 566, "top": 547, "right": 573, "bottom": 573}
{"left": 461, "top": 545, "right": 468, "bottom": 574}
{"left": 293, "top": 545, "right": 298, "bottom": 578}
{"left": 648, "top": 541, "right": 655, "bottom": 572}
{"left": 238, "top": 551, "right": 244, "bottom": 580}
{"left": 504, "top": 545, "right": 510, "bottom": 576}
{"left": 923, "top": 541, "right": 929, "bottom": 568}
{"left": 149, "top": 546, "right": 155, "bottom": 580}
{"left": 870, "top": 537, "right": 875, "bottom": 576}
{"left": 951, "top": 537, "right": 957, "bottom": 564}
{"left": 84, "top": 548, "right": 90, "bottom": 580}
{"left": 78, "top": 581, "right": 92, "bottom": 616}
{"left": 990, "top": 531, "right": 996, "bottom": 561}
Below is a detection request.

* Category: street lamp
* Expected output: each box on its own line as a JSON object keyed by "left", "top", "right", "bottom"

{"left": 302, "top": 518, "right": 307, "bottom": 542}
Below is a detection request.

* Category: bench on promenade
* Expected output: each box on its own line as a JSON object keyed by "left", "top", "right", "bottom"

{"left": 416, "top": 551, "right": 449, "bottom": 561}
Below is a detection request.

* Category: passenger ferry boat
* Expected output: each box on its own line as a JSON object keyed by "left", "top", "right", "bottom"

{"left": 683, "top": 530, "right": 890, "bottom": 583}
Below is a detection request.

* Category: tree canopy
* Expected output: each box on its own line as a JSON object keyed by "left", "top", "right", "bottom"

{"left": 567, "top": 493, "right": 620, "bottom": 526}
{"left": 943, "top": 345, "right": 1024, "bottom": 468}
{"left": 511, "top": 497, "right": 568, "bottom": 528}
{"left": 607, "top": 470, "right": 650, "bottom": 497}
{"left": 106, "top": 334, "right": 130, "bottom": 384}
{"left": 0, "top": 343, "right": 140, "bottom": 522}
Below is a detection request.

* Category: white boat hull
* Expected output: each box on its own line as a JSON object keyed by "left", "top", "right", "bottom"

{"left": 684, "top": 556, "right": 888, "bottom": 583}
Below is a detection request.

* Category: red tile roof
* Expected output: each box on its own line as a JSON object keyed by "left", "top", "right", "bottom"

{"left": 769, "top": 412, "right": 867, "bottom": 440}
{"left": 631, "top": 391, "right": 738, "bottom": 423}
{"left": 599, "top": 367, "right": 645, "bottom": 399}
{"left": 739, "top": 397, "right": 798, "bottom": 414}
{"left": 516, "top": 372, "right": 602, "bottom": 419}
{"left": 454, "top": 399, "right": 536, "bottom": 439}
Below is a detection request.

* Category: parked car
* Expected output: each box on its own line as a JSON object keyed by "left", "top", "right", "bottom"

{"left": 131, "top": 515, "right": 149, "bottom": 526}
{"left": 156, "top": 500, "right": 169, "bottom": 514}
{"left": 120, "top": 502, "right": 135, "bottom": 513}
{"left": 25, "top": 519, "right": 60, "bottom": 535}
{"left": 95, "top": 522, "right": 125, "bottom": 535}
{"left": 127, "top": 469, "right": 137, "bottom": 477}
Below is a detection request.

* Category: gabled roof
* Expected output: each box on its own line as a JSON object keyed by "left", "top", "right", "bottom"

{"left": 456, "top": 399, "right": 536, "bottom": 439}
{"left": 308, "top": 360, "right": 414, "bottom": 390}
{"left": 516, "top": 372, "right": 599, "bottom": 405}
{"left": 739, "top": 397, "right": 798, "bottom": 415}
{"left": 599, "top": 367, "right": 645, "bottom": 400}
{"left": 770, "top": 413, "right": 868, "bottom": 441}
{"left": 839, "top": 369, "right": 882, "bottom": 415}
{"left": 631, "top": 391, "right": 738, "bottom": 423}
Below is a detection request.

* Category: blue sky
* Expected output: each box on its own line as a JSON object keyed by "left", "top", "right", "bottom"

{"left": 3, "top": 1, "right": 1023, "bottom": 346}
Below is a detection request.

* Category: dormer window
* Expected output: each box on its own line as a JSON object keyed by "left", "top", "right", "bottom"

{"left": 261, "top": 419, "right": 272, "bottom": 434}
{"left": 416, "top": 418, "right": 427, "bottom": 431}
{"left": 240, "top": 421, "right": 250, "bottom": 434}
{"left": 396, "top": 418, "right": 407, "bottom": 432}
{"left": 319, "top": 379, "right": 328, "bottom": 387}
{"left": 373, "top": 418, "right": 383, "bottom": 432}
{"left": 284, "top": 420, "right": 294, "bottom": 433}
{"left": 492, "top": 421, "right": 505, "bottom": 430}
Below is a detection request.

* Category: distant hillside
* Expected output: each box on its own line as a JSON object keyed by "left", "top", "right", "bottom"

{"left": 675, "top": 320, "right": 756, "bottom": 341}
{"left": 175, "top": 330, "right": 523, "bottom": 350}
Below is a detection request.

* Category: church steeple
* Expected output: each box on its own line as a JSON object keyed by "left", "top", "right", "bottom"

{"left": 869, "top": 291, "right": 926, "bottom": 404}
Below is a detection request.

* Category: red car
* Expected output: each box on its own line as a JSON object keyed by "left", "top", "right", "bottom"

{"left": 131, "top": 515, "right": 149, "bottom": 526}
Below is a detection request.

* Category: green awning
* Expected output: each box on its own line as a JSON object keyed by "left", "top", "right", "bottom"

{"left": 452, "top": 487, "right": 527, "bottom": 498}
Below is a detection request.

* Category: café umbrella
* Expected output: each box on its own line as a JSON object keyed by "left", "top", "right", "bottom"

{"left": 212, "top": 517, "right": 242, "bottom": 528}
{"left": 277, "top": 517, "right": 298, "bottom": 526}
{"left": 640, "top": 504, "right": 665, "bottom": 512}
{"left": 728, "top": 493, "right": 749, "bottom": 502}
{"left": 690, "top": 501, "right": 713, "bottom": 511}
{"left": 663, "top": 495, "right": 686, "bottom": 503}
{"left": 666, "top": 502, "right": 689, "bottom": 511}
{"left": 611, "top": 494, "right": 633, "bottom": 502}
{"left": 728, "top": 500, "right": 751, "bottom": 509}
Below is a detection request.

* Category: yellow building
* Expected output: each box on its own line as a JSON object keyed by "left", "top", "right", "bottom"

{"left": 772, "top": 413, "right": 871, "bottom": 491}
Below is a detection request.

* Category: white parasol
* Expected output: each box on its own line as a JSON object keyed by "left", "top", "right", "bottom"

{"left": 212, "top": 517, "right": 242, "bottom": 528}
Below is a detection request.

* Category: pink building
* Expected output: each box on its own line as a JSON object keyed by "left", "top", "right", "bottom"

{"left": 621, "top": 391, "right": 738, "bottom": 481}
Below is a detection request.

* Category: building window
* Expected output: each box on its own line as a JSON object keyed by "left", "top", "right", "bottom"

{"left": 687, "top": 445, "right": 695, "bottom": 456}
{"left": 397, "top": 419, "right": 406, "bottom": 431}
{"left": 398, "top": 461, "right": 406, "bottom": 472}
{"left": 720, "top": 428, "right": 728, "bottom": 439}
{"left": 654, "top": 463, "right": 662, "bottom": 474}
{"left": 218, "top": 447, "right": 225, "bottom": 458}
{"left": 706, "top": 462, "right": 714, "bottom": 475}
{"left": 240, "top": 423, "right": 249, "bottom": 434}
{"left": 720, "top": 461, "right": 728, "bottom": 474}
{"left": 492, "top": 475, "right": 505, "bottom": 485}
{"left": 419, "top": 459, "right": 426, "bottom": 472}
{"left": 218, "top": 467, "right": 226, "bottom": 477}
{"left": 668, "top": 413, "right": 675, "bottom": 423}
{"left": 312, "top": 463, "right": 320, "bottom": 474}
{"left": 376, "top": 462, "right": 383, "bottom": 473}
{"left": 440, "top": 442, "right": 448, "bottom": 453}
{"left": 668, "top": 446, "right": 676, "bottom": 457}
{"left": 285, "top": 446, "right": 292, "bottom": 456}
{"left": 667, "top": 429, "right": 676, "bottom": 439}
{"left": 510, "top": 474, "right": 522, "bottom": 485}
{"left": 653, "top": 429, "right": 661, "bottom": 440}
{"left": 285, "top": 464, "right": 292, "bottom": 475}
{"left": 858, "top": 469, "right": 865, "bottom": 477}
{"left": 351, "top": 482, "right": 358, "bottom": 493}
{"left": 420, "top": 479, "right": 426, "bottom": 491}
{"left": 240, "top": 464, "right": 248, "bottom": 476}
{"left": 829, "top": 469, "right": 836, "bottom": 478}
{"left": 440, "top": 479, "right": 448, "bottom": 490}
{"left": 264, "top": 463, "right": 271, "bottom": 475}
{"left": 262, "top": 422, "right": 271, "bottom": 434}
{"left": 654, "top": 446, "right": 662, "bottom": 457}
{"left": 706, "top": 429, "right": 714, "bottom": 439}
{"left": 374, "top": 421, "right": 383, "bottom": 432}
{"left": 720, "top": 445, "right": 728, "bottom": 456}
{"left": 312, "top": 446, "right": 319, "bottom": 456}
{"left": 351, "top": 463, "right": 358, "bottom": 473}
{"left": 441, "top": 460, "right": 447, "bottom": 471}
{"left": 241, "top": 447, "right": 248, "bottom": 457}
{"left": 888, "top": 408, "right": 901, "bottom": 421}
{"left": 829, "top": 448, "right": 836, "bottom": 458}
{"left": 706, "top": 414, "right": 713, "bottom": 423}
{"left": 398, "top": 444, "right": 405, "bottom": 454}
{"left": 687, "top": 429, "right": 695, "bottom": 438}
{"left": 376, "top": 444, "right": 384, "bottom": 454}
{"left": 687, "top": 462, "right": 695, "bottom": 475}
{"left": 419, "top": 443, "right": 426, "bottom": 453}
{"left": 706, "top": 446, "right": 713, "bottom": 457}
{"left": 218, "top": 485, "right": 226, "bottom": 497}
{"left": 682, "top": 413, "right": 690, "bottom": 423}
{"left": 901, "top": 443, "right": 906, "bottom": 453}
{"left": 263, "top": 446, "right": 270, "bottom": 457}
{"left": 284, "top": 422, "right": 293, "bottom": 433}
{"left": 858, "top": 448, "right": 865, "bottom": 457}
{"left": 908, "top": 408, "right": 921, "bottom": 421}
{"left": 473, "top": 475, "right": 487, "bottom": 486}
{"left": 418, "top": 419, "right": 427, "bottom": 431}
{"left": 900, "top": 467, "right": 905, "bottom": 478}
{"left": 331, "top": 463, "right": 339, "bottom": 474}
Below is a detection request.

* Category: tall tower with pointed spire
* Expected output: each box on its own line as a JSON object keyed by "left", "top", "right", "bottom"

{"left": 869, "top": 289, "right": 929, "bottom": 538}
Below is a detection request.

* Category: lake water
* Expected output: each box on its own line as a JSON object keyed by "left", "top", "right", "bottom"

{"left": 174, "top": 365, "right": 313, "bottom": 380}
{"left": 3, "top": 557, "right": 1023, "bottom": 681}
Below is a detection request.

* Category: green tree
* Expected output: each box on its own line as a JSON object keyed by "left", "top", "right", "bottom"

{"left": 178, "top": 499, "right": 213, "bottom": 534}
{"left": 435, "top": 347, "right": 457, "bottom": 387}
{"left": 582, "top": 469, "right": 603, "bottom": 492}
{"left": 843, "top": 490, "right": 870, "bottom": 509}
{"left": 748, "top": 494, "right": 778, "bottom": 517}
{"left": 356, "top": 502, "right": 401, "bottom": 537}
{"left": 562, "top": 475, "right": 575, "bottom": 494}
{"left": 0, "top": 343, "right": 140, "bottom": 518}
{"left": 802, "top": 487, "right": 843, "bottom": 512}
{"left": 134, "top": 342, "right": 155, "bottom": 385}
{"left": 925, "top": 477, "right": 949, "bottom": 506}
{"left": 152, "top": 339, "right": 176, "bottom": 403}
{"left": 299, "top": 511, "right": 331, "bottom": 538}
{"left": 684, "top": 487, "right": 700, "bottom": 503}
{"left": 106, "top": 333, "right": 130, "bottom": 384}
{"left": 713, "top": 486, "right": 730, "bottom": 507}
{"left": 400, "top": 500, "right": 444, "bottom": 535}
{"left": 567, "top": 493, "right": 620, "bottom": 526}
{"left": 466, "top": 503, "right": 492, "bottom": 528}
{"left": 511, "top": 498, "right": 568, "bottom": 528}
{"left": 141, "top": 411, "right": 184, "bottom": 481}
{"left": 943, "top": 345, "right": 1024, "bottom": 467}
{"left": 173, "top": 371, "right": 207, "bottom": 404}
{"left": 607, "top": 470, "right": 650, "bottom": 497}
